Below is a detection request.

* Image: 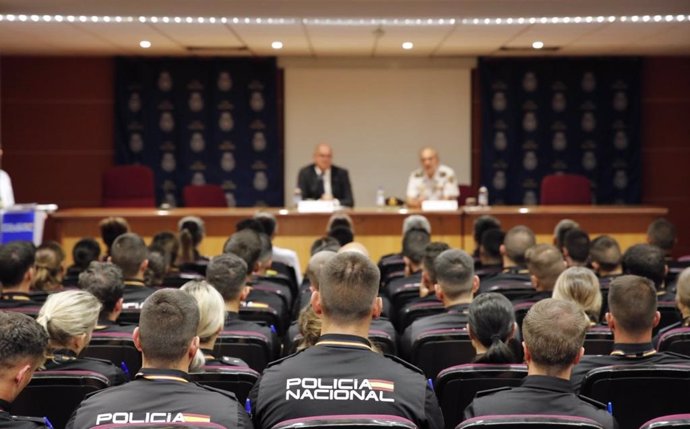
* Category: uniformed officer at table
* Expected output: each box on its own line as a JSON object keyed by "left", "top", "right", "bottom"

{"left": 406, "top": 147, "right": 459, "bottom": 208}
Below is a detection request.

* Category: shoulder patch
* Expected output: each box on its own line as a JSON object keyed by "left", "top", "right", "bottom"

{"left": 474, "top": 386, "right": 512, "bottom": 397}
{"left": 577, "top": 394, "right": 608, "bottom": 409}
{"left": 196, "top": 382, "right": 240, "bottom": 401}
{"left": 264, "top": 349, "right": 305, "bottom": 368}
{"left": 413, "top": 169, "right": 423, "bottom": 178}
{"left": 384, "top": 354, "right": 425, "bottom": 375}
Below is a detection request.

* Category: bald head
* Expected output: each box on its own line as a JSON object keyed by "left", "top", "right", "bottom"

{"left": 420, "top": 147, "right": 440, "bottom": 176}
{"left": 313, "top": 143, "right": 333, "bottom": 171}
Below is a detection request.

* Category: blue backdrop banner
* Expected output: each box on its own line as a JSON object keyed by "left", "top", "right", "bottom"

{"left": 115, "top": 57, "right": 283, "bottom": 207}
{"left": 479, "top": 57, "right": 641, "bottom": 205}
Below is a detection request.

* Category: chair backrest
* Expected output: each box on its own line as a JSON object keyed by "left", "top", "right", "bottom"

{"left": 214, "top": 330, "right": 273, "bottom": 372}
{"left": 656, "top": 301, "right": 682, "bottom": 336}
{"left": 398, "top": 301, "right": 446, "bottom": 331}
{"left": 182, "top": 184, "right": 227, "bottom": 207}
{"left": 583, "top": 326, "right": 614, "bottom": 356}
{"left": 435, "top": 364, "right": 528, "bottom": 429}
{"left": 411, "top": 328, "right": 476, "bottom": 379}
{"left": 240, "top": 305, "right": 282, "bottom": 335}
{"left": 658, "top": 327, "right": 690, "bottom": 357}
{"left": 540, "top": 174, "right": 592, "bottom": 205}
{"left": 272, "top": 414, "right": 418, "bottom": 429}
{"left": 117, "top": 309, "right": 142, "bottom": 325}
{"left": 12, "top": 370, "right": 110, "bottom": 429}
{"left": 93, "top": 424, "right": 226, "bottom": 428}
{"left": 580, "top": 365, "right": 690, "bottom": 429}
{"left": 513, "top": 301, "right": 535, "bottom": 331}
{"left": 82, "top": 332, "right": 141, "bottom": 377}
{"left": 485, "top": 280, "right": 535, "bottom": 301}
{"left": 640, "top": 414, "right": 690, "bottom": 429}
{"left": 388, "top": 281, "right": 422, "bottom": 313}
{"left": 188, "top": 365, "right": 259, "bottom": 403}
{"left": 102, "top": 165, "right": 155, "bottom": 207}
{"left": 458, "top": 414, "right": 605, "bottom": 428}
{"left": 458, "top": 185, "right": 478, "bottom": 205}
{"left": 367, "top": 329, "right": 397, "bottom": 356}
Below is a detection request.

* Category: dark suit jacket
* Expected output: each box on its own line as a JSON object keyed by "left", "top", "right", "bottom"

{"left": 297, "top": 164, "right": 354, "bottom": 207}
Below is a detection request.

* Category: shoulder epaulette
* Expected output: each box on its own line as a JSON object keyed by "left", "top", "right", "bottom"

{"left": 577, "top": 394, "right": 608, "bottom": 409}
{"left": 264, "top": 349, "right": 305, "bottom": 368}
{"left": 384, "top": 354, "right": 425, "bottom": 375}
{"left": 196, "top": 382, "right": 240, "bottom": 401}
{"left": 474, "top": 386, "right": 512, "bottom": 397}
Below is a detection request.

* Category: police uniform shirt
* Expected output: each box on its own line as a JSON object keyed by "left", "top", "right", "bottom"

{"left": 406, "top": 164, "right": 459, "bottom": 202}
{"left": 570, "top": 342, "right": 690, "bottom": 392}
{"left": 67, "top": 368, "right": 251, "bottom": 428}
{"left": 463, "top": 375, "right": 617, "bottom": 429}
{"left": 122, "top": 280, "right": 157, "bottom": 310}
{"left": 400, "top": 303, "right": 470, "bottom": 360}
{"left": 43, "top": 349, "right": 128, "bottom": 386}
{"left": 653, "top": 316, "right": 690, "bottom": 348}
{"left": 94, "top": 318, "right": 136, "bottom": 334}
{"left": 0, "top": 399, "right": 47, "bottom": 429}
{"left": 249, "top": 334, "right": 444, "bottom": 429}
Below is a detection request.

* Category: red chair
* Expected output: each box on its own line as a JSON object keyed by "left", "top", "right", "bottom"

{"left": 102, "top": 165, "right": 155, "bottom": 207}
{"left": 540, "top": 174, "right": 591, "bottom": 205}
{"left": 183, "top": 184, "right": 227, "bottom": 207}
{"left": 458, "top": 185, "right": 478, "bottom": 205}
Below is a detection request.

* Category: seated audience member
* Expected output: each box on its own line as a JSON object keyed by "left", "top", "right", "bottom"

{"left": 416, "top": 242, "right": 451, "bottom": 303}
{"left": 479, "top": 225, "right": 535, "bottom": 293}
{"left": 477, "top": 229, "right": 504, "bottom": 279}
{"left": 254, "top": 211, "right": 303, "bottom": 284}
{"left": 401, "top": 249, "right": 478, "bottom": 359}
{"left": 205, "top": 253, "right": 277, "bottom": 356}
{"left": 63, "top": 238, "right": 101, "bottom": 286}
{"left": 326, "top": 213, "right": 355, "bottom": 234}
{"left": 310, "top": 236, "right": 340, "bottom": 255}
{"left": 149, "top": 231, "right": 180, "bottom": 275}
{"left": 0, "top": 312, "right": 50, "bottom": 428}
{"left": 249, "top": 252, "right": 444, "bottom": 429}
{"left": 464, "top": 299, "right": 616, "bottom": 428}
{"left": 571, "top": 275, "right": 690, "bottom": 391}
{"left": 468, "top": 293, "right": 520, "bottom": 364}
{"left": 379, "top": 215, "right": 431, "bottom": 262}
{"left": 328, "top": 226, "right": 354, "bottom": 246}
{"left": 66, "top": 289, "right": 252, "bottom": 428}
{"left": 110, "top": 233, "right": 156, "bottom": 309}
{"left": 523, "top": 244, "right": 566, "bottom": 302}
{"left": 562, "top": 228, "right": 590, "bottom": 267}
{"left": 386, "top": 228, "right": 430, "bottom": 298}
{"left": 471, "top": 215, "right": 501, "bottom": 260}
{"left": 589, "top": 235, "right": 623, "bottom": 285}
{"left": 144, "top": 251, "right": 167, "bottom": 287}
{"left": 32, "top": 241, "right": 65, "bottom": 293}
{"left": 553, "top": 267, "right": 602, "bottom": 325}
{"left": 79, "top": 261, "right": 133, "bottom": 333}
{"left": 655, "top": 267, "right": 690, "bottom": 346}
{"left": 177, "top": 216, "right": 208, "bottom": 264}
{"left": 647, "top": 218, "right": 677, "bottom": 259}
{"left": 553, "top": 219, "right": 579, "bottom": 250}
{"left": 37, "top": 290, "right": 127, "bottom": 386}
{"left": 99, "top": 217, "right": 129, "bottom": 260}
{"left": 622, "top": 243, "right": 672, "bottom": 301}
{"left": 0, "top": 241, "right": 38, "bottom": 305}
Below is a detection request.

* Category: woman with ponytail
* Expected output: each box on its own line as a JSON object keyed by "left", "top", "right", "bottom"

{"left": 468, "top": 293, "right": 521, "bottom": 364}
{"left": 32, "top": 242, "right": 65, "bottom": 293}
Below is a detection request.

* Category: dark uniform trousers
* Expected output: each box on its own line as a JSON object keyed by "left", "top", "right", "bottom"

{"left": 43, "top": 349, "right": 128, "bottom": 386}
{"left": 66, "top": 368, "right": 252, "bottom": 428}
{"left": 0, "top": 400, "right": 48, "bottom": 429}
{"left": 249, "top": 334, "right": 444, "bottom": 429}
{"left": 464, "top": 375, "right": 617, "bottom": 429}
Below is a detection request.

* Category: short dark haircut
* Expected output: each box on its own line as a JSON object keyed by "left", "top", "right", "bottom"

{"left": 110, "top": 233, "right": 148, "bottom": 278}
{"left": 72, "top": 238, "right": 101, "bottom": 270}
{"left": 179, "top": 217, "right": 204, "bottom": 247}
{"left": 473, "top": 215, "right": 501, "bottom": 246}
{"left": 434, "top": 249, "right": 475, "bottom": 299}
{"left": 563, "top": 228, "right": 590, "bottom": 264}
{"left": 622, "top": 243, "right": 666, "bottom": 289}
{"left": 0, "top": 241, "right": 36, "bottom": 287}
{"left": 328, "top": 226, "right": 354, "bottom": 246}
{"left": 522, "top": 298, "right": 588, "bottom": 372}
{"left": 79, "top": 261, "right": 124, "bottom": 315}
{"left": 99, "top": 217, "right": 130, "bottom": 252}
{"left": 253, "top": 212, "right": 277, "bottom": 237}
{"left": 608, "top": 275, "right": 657, "bottom": 335}
{"left": 469, "top": 293, "right": 517, "bottom": 364}
{"left": 481, "top": 229, "right": 505, "bottom": 260}
{"left": 402, "top": 228, "right": 431, "bottom": 264}
{"left": 206, "top": 253, "right": 248, "bottom": 300}
{"left": 504, "top": 226, "right": 536, "bottom": 266}
{"left": 319, "top": 252, "right": 380, "bottom": 324}
{"left": 310, "top": 236, "right": 341, "bottom": 255}
{"left": 554, "top": 219, "right": 579, "bottom": 250}
{"left": 589, "top": 235, "right": 622, "bottom": 272}
{"left": 526, "top": 244, "right": 566, "bottom": 291}
{"left": 138, "top": 289, "right": 200, "bottom": 365}
{"left": 647, "top": 218, "right": 676, "bottom": 252}
{"left": 328, "top": 218, "right": 353, "bottom": 232}
{"left": 236, "top": 218, "right": 265, "bottom": 234}
{"left": 0, "top": 312, "right": 48, "bottom": 369}
{"left": 223, "top": 229, "right": 262, "bottom": 271}
{"left": 422, "top": 242, "right": 451, "bottom": 285}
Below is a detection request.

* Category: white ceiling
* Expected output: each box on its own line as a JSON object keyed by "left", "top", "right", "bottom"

{"left": 0, "top": 0, "right": 689, "bottom": 57}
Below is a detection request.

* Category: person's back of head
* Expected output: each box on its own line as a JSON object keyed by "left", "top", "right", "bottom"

{"left": 403, "top": 215, "right": 431, "bottom": 236}
{"left": 257, "top": 233, "right": 273, "bottom": 268}
{"left": 563, "top": 228, "right": 590, "bottom": 266}
{"left": 525, "top": 244, "right": 566, "bottom": 292}
{"left": 553, "top": 219, "right": 579, "bottom": 249}
{"left": 178, "top": 216, "right": 205, "bottom": 263}
{"left": 327, "top": 213, "right": 354, "bottom": 234}
{"left": 110, "top": 233, "right": 148, "bottom": 279}
{"left": 79, "top": 261, "right": 124, "bottom": 319}
{"left": 607, "top": 275, "right": 658, "bottom": 338}
{"left": 503, "top": 225, "right": 536, "bottom": 266}
{"left": 422, "top": 242, "right": 451, "bottom": 285}
{"left": 522, "top": 298, "right": 589, "bottom": 375}
{"left": 328, "top": 226, "right": 354, "bottom": 246}
{"left": 318, "top": 252, "right": 380, "bottom": 325}
{"left": 468, "top": 293, "right": 517, "bottom": 364}
{"left": 473, "top": 215, "right": 501, "bottom": 249}
{"left": 253, "top": 212, "right": 278, "bottom": 238}
{"left": 402, "top": 228, "right": 431, "bottom": 267}
{"left": 480, "top": 229, "right": 505, "bottom": 265}
{"left": 647, "top": 218, "right": 677, "bottom": 255}
{"left": 310, "top": 236, "right": 341, "bottom": 255}
{"left": 0, "top": 241, "right": 36, "bottom": 289}
{"left": 37, "top": 290, "right": 101, "bottom": 351}
{"left": 99, "top": 217, "right": 130, "bottom": 254}
{"left": 676, "top": 268, "right": 690, "bottom": 316}
{"left": 33, "top": 241, "right": 65, "bottom": 292}
{"left": 180, "top": 280, "right": 225, "bottom": 344}
{"left": 589, "top": 235, "right": 622, "bottom": 275}
{"left": 236, "top": 218, "right": 265, "bottom": 235}
{"left": 145, "top": 251, "right": 167, "bottom": 287}
{"left": 434, "top": 249, "right": 477, "bottom": 302}
{"left": 622, "top": 243, "right": 666, "bottom": 290}
{"left": 553, "top": 267, "right": 602, "bottom": 323}
{"left": 72, "top": 238, "right": 102, "bottom": 271}
{"left": 149, "top": 231, "right": 180, "bottom": 269}
{"left": 223, "top": 229, "right": 262, "bottom": 273}
{"left": 0, "top": 312, "right": 48, "bottom": 402}
{"left": 206, "top": 253, "right": 248, "bottom": 302}
{"left": 306, "top": 251, "right": 337, "bottom": 290}
{"left": 137, "top": 289, "right": 200, "bottom": 368}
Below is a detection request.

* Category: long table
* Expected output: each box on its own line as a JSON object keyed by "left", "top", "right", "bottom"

{"left": 49, "top": 206, "right": 667, "bottom": 271}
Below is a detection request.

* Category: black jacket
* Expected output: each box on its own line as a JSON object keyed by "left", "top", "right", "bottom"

{"left": 43, "top": 349, "right": 128, "bottom": 386}
{"left": 297, "top": 164, "right": 354, "bottom": 207}
{"left": 0, "top": 399, "right": 47, "bottom": 429}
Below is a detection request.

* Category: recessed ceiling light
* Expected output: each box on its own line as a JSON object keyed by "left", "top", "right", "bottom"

{"left": 532, "top": 40, "right": 544, "bottom": 49}
{"left": 139, "top": 40, "right": 152, "bottom": 48}
{"left": 402, "top": 41, "right": 414, "bottom": 50}
{"left": 271, "top": 41, "right": 283, "bottom": 49}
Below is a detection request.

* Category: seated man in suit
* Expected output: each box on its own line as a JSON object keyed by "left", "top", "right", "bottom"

{"left": 406, "top": 147, "right": 459, "bottom": 208}
{"left": 464, "top": 299, "right": 616, "bottom": 429}
{"left": 79, "top": 261, "right": 134, "bottom": 333}
{"left": 297, "top": 143, "right": 354, "bottom": 207}
{"left": 571, "top": 275, "right": 690, "bottom": 391}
